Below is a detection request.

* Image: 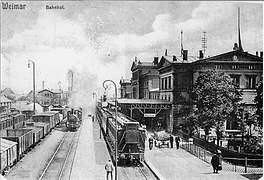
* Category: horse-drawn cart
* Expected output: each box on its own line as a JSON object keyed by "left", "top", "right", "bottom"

{"left": 153, "top": 130, "right": 170, "bottom": 148}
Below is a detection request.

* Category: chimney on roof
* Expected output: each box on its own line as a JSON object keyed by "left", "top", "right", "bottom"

{"left": 173, "top": 55, "right": 177, "bottom": 61}
{"left": 153, "top": 57, "right": 159, "bottom": 65}
{"left": 256, "top": 51, "right": 259, "bottom": 56}
{"left": 165, "top": 49, "right": 168, "bottom": 56}
{"left": 42, "top": 81, "right": 44, "bottom": 90}
{"left": 260, "top": 51, "right": 263, "bottom": 58}
{"left": 183, "top": 50, "right": 188, "bottom": 60}
{"left": 233, "top": 43, "right": 239, "bottom": 51}
{"left": 199, "top": 50, "right": 204, "bottom": 59}
{"left": 135, "top": 56, "right": 137, "bottom": 62}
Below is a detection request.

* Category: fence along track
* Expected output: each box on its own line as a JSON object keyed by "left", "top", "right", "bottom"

{"left": 38, "top": 131, "right": 77, "bottom": 180}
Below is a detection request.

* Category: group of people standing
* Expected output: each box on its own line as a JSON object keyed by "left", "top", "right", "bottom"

{"left": 170, "top": 135, "right": 180, "bottom": 149}
{"left": 148, "top": 134, "right": 181, "bottom": 150}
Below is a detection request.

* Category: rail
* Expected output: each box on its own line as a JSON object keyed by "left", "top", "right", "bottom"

{"left": 38, "top": 130, "right": 79, "bottom": 180}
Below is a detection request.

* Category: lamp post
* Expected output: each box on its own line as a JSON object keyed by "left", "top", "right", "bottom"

{"left": 102, "top": 80, "right": 118, "bottom": 180}
{"left": 28, "top": 59, "right": 36, "bottom": 115}
{"left": 58, "top": 81, "right": 61, "bottom": 105}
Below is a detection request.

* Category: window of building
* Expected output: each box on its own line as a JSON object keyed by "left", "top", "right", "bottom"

{"left": 168, "top": 76, "right": 171, "bottom": 89}
{"left": 230, "top": 75, "right": 240, "bottom": 88}
{"left": 161, "top": 78, "right": 164, "bottom": 90}
{"left": 246, "top": 75, "right": 256, "bottom": 89}
{"left": 165, "top": 77, "right": 167, "bottom": 89}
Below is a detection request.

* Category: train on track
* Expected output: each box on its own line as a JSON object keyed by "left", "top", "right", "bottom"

{"left": 0, "top": 105, "right": 81, "bottom": 175}
{"left": 65, "top": 108, "right": 82, "bottom": 131}
{"left": 96, "top": 104, "right": 146, "bottom": 164}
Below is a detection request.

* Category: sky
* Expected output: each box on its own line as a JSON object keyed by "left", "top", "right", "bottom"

{"left": 0, "top": 1, "right": 263, "bottom": 106}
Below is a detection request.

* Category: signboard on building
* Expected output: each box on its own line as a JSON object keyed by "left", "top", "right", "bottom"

{"left": 144, "top": 113, "right": 156, "bottom": 117}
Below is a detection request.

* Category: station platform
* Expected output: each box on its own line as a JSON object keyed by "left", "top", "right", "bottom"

{"left": 70, "top": 114, "right": 248, "bottom": 180}
{"left": 70, "top": 115, "right": 115, "bottom": 180}
{"left": 144, "top": 133, "right": 248, "bottom": 180}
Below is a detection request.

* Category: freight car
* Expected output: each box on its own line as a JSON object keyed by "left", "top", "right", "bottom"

{"left": 96, "top": 105, "right": 145, "bottom": 164}
{"left": 25, "top": 122, "right": 50, "bottom": 137}
{"left": 42, "top": 111, "right": 61, "bottom": 126}
{"left": 0, "top": 114, "right": 27, "bottom": 131}
{"left": 1, "top": 129, "right": 33, "bottom": 159}
{"left": 12, "top": 114, "right": 27, "bottom": 129}
{"left": 22, "top": 126, "right": 44, "bottom": 145}
{"left": 31, "top": 111, "right": 60, "bottom": 130}
{"left": 0, "top": 138, "right": 17, "bottom": 174}
{"left": 50, "top": 106, "right": 68, "bottom": 121}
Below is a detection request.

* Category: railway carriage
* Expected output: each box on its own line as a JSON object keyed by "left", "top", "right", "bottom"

{"left": 96, "top": 105, "right": 145, "bottom": 164}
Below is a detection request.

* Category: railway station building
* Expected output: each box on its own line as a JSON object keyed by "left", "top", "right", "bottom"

{"left": 118, "top": 43, "right": 262, "bottom": 134}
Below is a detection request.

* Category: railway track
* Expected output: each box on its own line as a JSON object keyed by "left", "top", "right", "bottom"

{"left": 38, "top": 126, "right": 81, "bottom": 180}
{"left": 119, "top": 161, "right": 157, "bottom": 180}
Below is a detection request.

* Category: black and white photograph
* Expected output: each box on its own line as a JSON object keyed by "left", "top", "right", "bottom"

{"left": 0, "top": 1, "right": 263, "bottom": 180}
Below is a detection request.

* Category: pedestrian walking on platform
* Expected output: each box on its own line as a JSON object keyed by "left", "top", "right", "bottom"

{"left": 175, "top": 136, "right": 180, "bottom": 149}
{"left": 148, "top": 136, "right": 153, "bottom": 150}
{"left": 105, "top": 159, "right": 114, "bottom": 180}
{"left": 210, "top": 150, "right": 222, "bottom": 173}
{"left": 170, "top": 135, "right": 174, "bottom": 148}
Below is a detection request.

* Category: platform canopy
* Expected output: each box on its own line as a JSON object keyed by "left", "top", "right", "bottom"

{"left": 108, "top": 98, "right": 172, "bottom": 117}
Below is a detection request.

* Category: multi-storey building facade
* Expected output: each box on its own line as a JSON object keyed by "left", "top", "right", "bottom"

{"left": 157, "top": 50, "right": 199, "bottom": 127}
{"left": 193, "top": 46, "right": 263, "bottom": 134}
{"left": 157, "top": 46, "right": 262, "bottom": 132}
{"left": 130, "top": 57, "right": 159, "bottom": 99}
{"left": 119, "top": 78, "right": 132, "bottom": 98}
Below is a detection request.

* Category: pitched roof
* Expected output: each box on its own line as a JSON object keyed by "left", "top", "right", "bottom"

{"left": 0, "top": 96, "right": 12, "bottom": 103}
{"left": 194, "top": 50, "right": 262, "bottom": 64}
{"left": 131, "top": 59, "right": 157, "bottom": 71}
{"left": 162, "top": 55, "right": 198, "bottom": 63}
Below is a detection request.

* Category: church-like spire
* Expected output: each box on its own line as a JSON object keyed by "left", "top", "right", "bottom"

{"left": 238, "top": 7, "right": 244, "bottom": 51}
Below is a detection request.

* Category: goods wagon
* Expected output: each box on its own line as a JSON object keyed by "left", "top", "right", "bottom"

{"left": 96, "top": 105, "right": 145, "bottom": 163}
{"left": 0, "top": 138, "right": 17, "bottom": 174}
{"left": 25, "top": 122, "right": 50, "bottom": 137}
{"left": 2, "top": 129, "right": 33, "bottom": 159}
{"left": 21, "top": 110, "right": 35, "bottom": 120}
{"left": 32, "top": 113, "right": 56, "bottom": 129}
{"left": 23, "top": 126, "right": 43, "bottom": 145}
{"left": 41, "top": 111, "right": 61, "bottom": 126}
{"left": 50, "top": 107, "right": 68, "bottom": 120}
{"left": 12, "top": 114, "right": 26, "bottom": 129}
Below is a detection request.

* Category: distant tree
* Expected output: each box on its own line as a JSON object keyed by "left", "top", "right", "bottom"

{"left": 191, "top": 70, "right": 242, "bottom": 145}
{"left": 254, "top": 76, "right": 263, "bottom": 129}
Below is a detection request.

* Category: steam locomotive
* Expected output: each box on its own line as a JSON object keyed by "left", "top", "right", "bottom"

{"left": 65, "top": 108, "right": 82, "bottom": 131}
{"left": 96, "top": 104, "right": 146, "bottom": 164}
